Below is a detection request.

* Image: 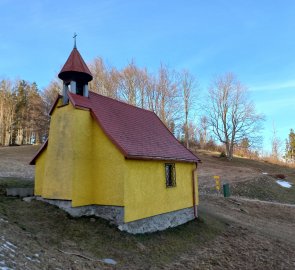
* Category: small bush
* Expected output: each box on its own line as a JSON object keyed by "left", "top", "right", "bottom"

{"left": 219, "top": 151, "right": 226, "bottom": 158}
{"left": 275, "top": 174, "right": 286, "bottom": 179}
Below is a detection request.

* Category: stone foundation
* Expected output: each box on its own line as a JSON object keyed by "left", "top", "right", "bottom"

{"left": 119, "top": 207, "right": 196, "bottom": 234}
{"left": 35, "top": 197, "right": 196, "bottom": 234}
{"left": 35, "top": 197, "right": 124, "bottom": 224}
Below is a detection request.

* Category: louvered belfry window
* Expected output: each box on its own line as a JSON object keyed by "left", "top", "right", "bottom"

{"left": 165, "top": 163, "right": 176, "bottom": 187}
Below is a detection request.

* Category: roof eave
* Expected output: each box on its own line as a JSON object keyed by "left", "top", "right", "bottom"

{"left": 125, "top": 155, "right": 201, "bottom": 163}
{"left": 29, "top": 139, "right": 48, "bottom": 165}
{"left": 49, "top": 94, "right": 63, "bottom": 115}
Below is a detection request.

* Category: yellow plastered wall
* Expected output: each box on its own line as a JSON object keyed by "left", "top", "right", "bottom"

{"left": 124, "top": 160, "right": 198, "bottom": 222}
{"left": 36, "top": 100, "right": 124, "bottom": 207}
{"left": 70, "top": 106, "right": 95, "bottom": 206}
{"left": 70, "top": 109, "right": 125, "bottom": 207}
{"left": 90, "top": 120, "right": 126, "bottom": 206}
{"left": 41, "top": 103, "right": 76, "bottom": 200}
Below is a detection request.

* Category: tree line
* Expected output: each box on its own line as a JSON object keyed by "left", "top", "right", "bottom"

{"left": 0, "top": 56, "right": 293, "bottom": 162}
{"left": 285, "top": 129, "right": 295, "bottom": 162}
{"left": 0, "top": 79, "right": 59, "bottom": 146}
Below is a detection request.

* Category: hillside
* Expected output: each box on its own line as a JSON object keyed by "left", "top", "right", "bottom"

{"left": 0, "top": 146, "right": 295, "bottom": 269}
{"left": 196, "top": 150, "right": 295, "bottom": 204}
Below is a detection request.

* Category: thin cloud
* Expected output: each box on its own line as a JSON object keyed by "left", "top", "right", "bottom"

{"left": 250, "top": 80, "right": 295, "bottom": 92}
{"left": 256, "top": 97, "right": 295, "bottom": 114}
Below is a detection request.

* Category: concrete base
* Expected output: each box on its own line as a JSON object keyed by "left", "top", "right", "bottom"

{"left": 6, "top": 188, "right": 34, "bottom": 197}
{"left": 35, "top": 197, "right": 196, "bottom": 234}
{"left": 35, "top": 197, "right": 124, "bottom": 224}
{"left": 119, "top": 207, "right": 196, "bottom": 234}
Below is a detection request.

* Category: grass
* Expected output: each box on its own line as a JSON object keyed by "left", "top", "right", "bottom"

{"left": 0, "top": 193, "right": 226, "bottom": 268}
{"left": 203, "top": 176, "right": 295, "bottom": 205}
{"left": 230, "top": 176, "right": 295, "bottom": 204}
{"left": 0, "top": 177, "right": 34, "bottom": 188}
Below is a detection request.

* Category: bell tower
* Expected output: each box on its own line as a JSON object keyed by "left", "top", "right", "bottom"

{"left": 58, "top": 33, "right": 93, "bottom": 104}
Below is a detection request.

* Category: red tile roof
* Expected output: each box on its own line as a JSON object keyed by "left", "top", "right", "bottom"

{"left": 58, "top": 48, "right": 93, "bottom": 82}
{"left": 68, "top": 92, "right": 200, "bottom": 163}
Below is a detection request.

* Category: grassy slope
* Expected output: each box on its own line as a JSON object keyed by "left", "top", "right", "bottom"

{"left": 0, "top": 193, "right": 225, "bottom": 268}
{"left": 196, "top": 150, "right": 295, "bottom": 179}
{"left": 196, "top": 150, "right": 295, "bottom": 204}
{"left": 230, "top": 176, "right": 295, "bottom": 204}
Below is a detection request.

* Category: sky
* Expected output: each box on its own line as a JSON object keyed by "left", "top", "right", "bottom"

{"left": 0, "top": 0, "right": 294, "bottom": 153}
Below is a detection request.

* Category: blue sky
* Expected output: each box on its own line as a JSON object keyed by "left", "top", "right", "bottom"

{"left": 0, "top": 0, "right": 294, "bottom": 153}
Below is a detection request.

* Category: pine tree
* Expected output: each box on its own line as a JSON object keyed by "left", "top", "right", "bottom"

{"left": 285, "top": 129, "right": 295, "bottom": 162}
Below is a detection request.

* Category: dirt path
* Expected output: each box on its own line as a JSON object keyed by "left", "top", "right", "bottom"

{"left": 163, "top": 195, "right": 295, "bottom": 269}
{"left": 165, "top": 224, "right": 295, "bottom": 270}
{"left": 199, "top": 195, "right": 295, "bottom": 246}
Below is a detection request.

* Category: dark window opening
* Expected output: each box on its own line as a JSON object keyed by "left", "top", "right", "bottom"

{"left": 76, "top": 82, "right": 84, "bottom": 96}
{"left": 165, "top": 163, "right": 176, "bottom": 187}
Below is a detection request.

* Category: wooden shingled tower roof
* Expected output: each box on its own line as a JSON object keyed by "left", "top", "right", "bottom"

{"left": 58, "top": 48, "right": 93, "bottom": 82}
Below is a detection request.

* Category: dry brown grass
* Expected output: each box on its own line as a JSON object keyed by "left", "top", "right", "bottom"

{"left": 195, "top": 149, "right": 295, "bottom": 188}
{"left": 0, "top": 145, "right": 39, "bottom": 179}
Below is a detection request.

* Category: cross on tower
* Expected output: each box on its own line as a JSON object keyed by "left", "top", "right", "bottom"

{"left": 73, "top": 32, "right": 77, "bottom": 48}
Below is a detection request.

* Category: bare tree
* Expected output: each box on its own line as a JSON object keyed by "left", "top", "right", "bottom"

{"left": 42, "top": 80, "right": 62, "bottom": 114}
{"left": 89, "top": 57, "right": 120, "bottom": 98}
{"left": 89, "top": 57, "right": 108, "bottom": 96}
{"left": 180, "top": 70, "right": 196, "bottom": 148}
{"left": 206, "top": 73, "right": 264, "bottom": 160}
{"left": 118, "top": 60, "right": 140, "bottom": 106}
{"left": 145, "top": 74, "right": 159, "bottom": 113}
{"left": 137, "top": 68, "right": 149, "bottom": 109}
{"left": 199, "top": 115, "right": 209, "bottom": 149}
{"left": 156, "top": 64, "right": 181, "bottom": 127}
{"left": 41, "top": 80, "right": 62, "bottom": 141}
{"left": 271, "top": 122, "right": 282, "bottom": 160}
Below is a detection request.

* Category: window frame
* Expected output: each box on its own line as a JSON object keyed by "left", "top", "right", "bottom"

{"left": 165, "top": 163, "right": 176, "bottom": 188}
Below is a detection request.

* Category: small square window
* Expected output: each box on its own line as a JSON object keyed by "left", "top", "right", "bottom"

{"left": 165, "top": 163, "right": 176, "bottom": 187}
